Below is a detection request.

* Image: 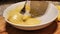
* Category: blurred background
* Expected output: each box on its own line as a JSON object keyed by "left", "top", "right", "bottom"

{"left": 0, "top": 0, "right": 60, "bottom": 5}
{"left": 0, "top": 0, "right": 60, "bottom": 16}
{"left": 0, "top": 0, "right": 60, "bottom": 3}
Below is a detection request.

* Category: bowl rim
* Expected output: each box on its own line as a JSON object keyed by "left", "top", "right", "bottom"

{"left": 3, "top": 1, "right": 58, "bottom": 27}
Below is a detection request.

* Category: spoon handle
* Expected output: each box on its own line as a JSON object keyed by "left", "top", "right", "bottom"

{"left": 20, "top": 1, "right": 27, "bottom": 14}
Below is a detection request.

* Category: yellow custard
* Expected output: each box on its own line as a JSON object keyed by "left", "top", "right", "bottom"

{"left": 56, "top": 5, "right": 60, "bottom": 21}
{"left": 8, "top": 11, "right": 40, "bottom": 25}
{"left": 7, "top": 3, "right": 25, "bottom": 18}
{"left": 25, "top": 18, "right": 40, "bottom": 25}
{"left": 8, "top": 13, "right": 23, "bottom": 24}
{"left": 8, "top": 2, "right": 41, "bottom": 25}
{"left": 8, "top": 13, "right": 40, "bottom": 25}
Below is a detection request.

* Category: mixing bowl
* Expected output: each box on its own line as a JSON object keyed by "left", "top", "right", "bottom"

{"left": 3, "top": 1, "right": 58, "bottom": 30}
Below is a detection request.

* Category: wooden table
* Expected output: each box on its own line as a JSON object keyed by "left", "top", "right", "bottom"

{"left": 0, "top": 2, "right": 60, "bottom": 34}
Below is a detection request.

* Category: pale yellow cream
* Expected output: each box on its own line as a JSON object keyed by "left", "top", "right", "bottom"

{"left": 8, "top": 13, "right": 40, "bottom": 25}
{"left": 56, "top": 5, "right": 60, "bottom": 21}
{"left": 8, "top": 2, "right": 40, "bottom": 25}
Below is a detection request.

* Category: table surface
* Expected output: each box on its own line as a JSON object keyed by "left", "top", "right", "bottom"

{"left": 0, "top": 1, "right": 60, "bottom": 34}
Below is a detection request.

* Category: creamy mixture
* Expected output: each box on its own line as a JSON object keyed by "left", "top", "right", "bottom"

{"left": 8, "top": 1, "right": 41, "bottom": 25}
